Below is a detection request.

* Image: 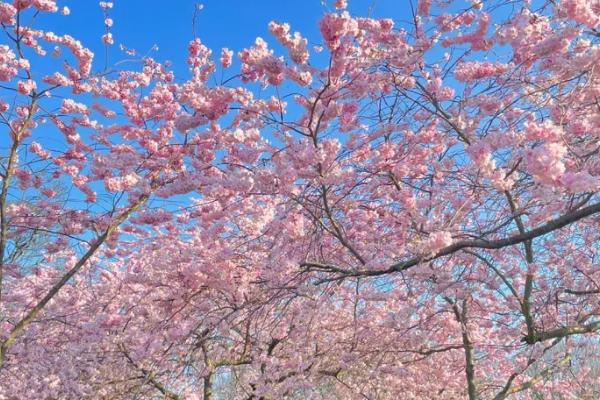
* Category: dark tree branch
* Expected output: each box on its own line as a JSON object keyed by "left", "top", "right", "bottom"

{"left": 302, "top": 201, "right": 600, "bottom": 281}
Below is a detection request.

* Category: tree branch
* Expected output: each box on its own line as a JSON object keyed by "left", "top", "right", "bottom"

{"left": 302, "top": 201, "right": 600, "bottom": 281}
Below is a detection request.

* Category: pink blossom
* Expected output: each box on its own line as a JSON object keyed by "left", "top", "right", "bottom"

{"left": 15, "top": 169, "right": 32, "bottom": 189}
{"left": 43, "top": 72, "right": 72, "bottom": 86}
{"left": 436, "top": 11, "right": 477, "bottom": 32}
{"left": 339, "top": 102, "right": 358, "bottom": 131}
{"left": 558, "top": 0, "right": 600, "bottom": 29}
{"left": 417, "top": 0, "right": 432, "bottom": 16}
{"left": 269, "top": 21, "right": 309, "bottom": 64}
{"left": 443, "top": 12, "right": 491, "bottom": 51}
{"left": 473, "top": 95, "right": 502, "bottom": 115}
{"left": 41, "top": 188, "right": 57, "bottom": 198}
{"left": 30, "top": 142, "right": 50, "bottom": 159}
{"left": 17, "top": 79, "right": 36, "bottom": 95}
{"left": 187, "top": 38, "right": 214, "bottom": 80}
{"left": 174, "top": 112, "right": 204, "bottom": 133}
{"left": 92, "top": 103, "right": 116, "bottom": 118}
{"left": 426, "top": 231, "right": 453, "bottom": 253}
{"left": 220, "top": 47, "right": 233, "bottom": 68}
{"left": 319, "top": 12, "right": 358, "bottom": 50}
{"left": 60, "top": 99, "right": 89, "bottom": 115}
{"left": 33, "top": 0, "right": 58, "bottom": 12}
{"left": 525, "top": 142, "right": 567, "bottom": 186}
{"left": 334, "top": 0, "right": 348, "bottom": 9}
{"left": 524, "top": 121, "right": 563, "bottom": 142}
{"left": 104, "top": 173, "right": 141, "bottom": 192}
{"left": 14, "top": 0, "right": 57, "bottom": 12}
{"left": 0, "top": 45, "right": 18, "bottom": 81}
{"left": 561, "top": 172, "right": 600, "bottom": 192}
{"left": 40, "top": 31, "right": 94, "bottom": 75}
{"left": 239, "top": 37, "right": 285, "bottom": 85}
{"left": 0, "top": 2, "right": 17, "bottom": 24}
{"left": 454, "top": 61, "right": 509, "bottom": 82}
{"left": 426, "top": 76, "right": 455, "bottom": 100}
{"left": 102, "top": 32, "right": 114, "bottom": 45}
{"left": 130, "top": 209, "right": 173, "bottom": 225}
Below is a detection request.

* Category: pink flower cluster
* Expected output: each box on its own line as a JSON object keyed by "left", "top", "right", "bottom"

{"left": 99, "top": 2, "right": 115, "bottom": 45}
{"left": 454, "top": 61, "right": 509, "bottom": 82}
{"left": 494, "top": 10, "right": 560, "bottom": 65}
{"left": 426, "top": 76, "right": 455, "bottom": 101}
{"left": 61, "top": 99, "right": 89, "bottom": 115}
{"left": 319, "top": 12, "right": 359, "bottom": 50}
{"left": 174, "top": 112, "right": 205, "bottom": 133}
{"left": 268, "top": 21, "right": 309, "bottom": 64}
{"left": 187, "top": 38, "right": 215, "bottom": 80}
{"left": 17, "top": 79, "right": 36, "bottom": 95}
{"left": 26, "top": 30, "right": 95, "bottom": 76}
{"left": 334, "top": 0, "right": 348, "bottom": 10}
{"left": 525, "top": 142, "right": 567, "bottom": 186}
{"left": 558, "top": 0, "right": 600, "bottom": 29}
{"left": 29, "top": 142, "right": 51, "bottom": 159}
{"left": 43, "top": 72, "right": 72, "bottom": 87}
{"left": 435, "top": 11, "right": 477, "bottom": 32}
{"left": 524, "top": 121, "right": 563, "bottom": 142}
{"left": 472, "top": 95, "right": 502, "bottom": 115}
{"left": 561, "top": 171, "right": 600, "bottom": 192}
{"left": 426, "top": 231, "right": 453, "bottom": 254}
{"left": 0, "top": 45, "right": 18, "bottom": 81}
{"left": 0, "top": 2, "right": 16, "bottom": 24}
{"left": 417, "top": 0, "right": 432, "bottom": 16}
{"left": 130, "top": 209, "right": 173, "bottom": 225}
{"left": 14, "top": 0, "right": 57, "bottom": 12}
{"left": 239, "top": 37, "right": 285, "bottom": 85}
{"left": 339, "top": 102, "right": 359, "bottom": 131}
{"left": 468, "top": 142, "right": 514, "bottom": 190}
{"left": 102, "top": 33, "right": 113, "bottom": 45}
{"left": 220, "top": 47, "right": 233, "bottom": 68}
{"left": 104, "top": 173, "right": 141, "bottom": 192}
{"left": 442, "top": 13, "right": 491, "bottom": 51}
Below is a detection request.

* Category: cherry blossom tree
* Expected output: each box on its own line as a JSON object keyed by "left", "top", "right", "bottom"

{"left": 1, "top": 0, "right": 600, "bottom": 399}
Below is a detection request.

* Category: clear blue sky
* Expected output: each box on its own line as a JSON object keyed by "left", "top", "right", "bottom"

{"left": 38, "top": 0, "right": 414, "bottom": 75}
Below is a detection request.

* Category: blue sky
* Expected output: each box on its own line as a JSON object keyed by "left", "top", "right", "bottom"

{"left": 38, "top": 0, "right": 414, "bottom": 75}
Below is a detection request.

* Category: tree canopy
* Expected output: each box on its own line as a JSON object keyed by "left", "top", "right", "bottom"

{"left": 0, "top": 0, "right": 599, "bottom": 398}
